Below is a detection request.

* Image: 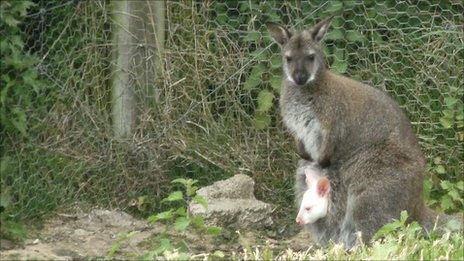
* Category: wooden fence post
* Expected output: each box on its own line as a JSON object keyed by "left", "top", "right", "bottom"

{"left": 111, "top": 0, "right": 165, "bottom": 139}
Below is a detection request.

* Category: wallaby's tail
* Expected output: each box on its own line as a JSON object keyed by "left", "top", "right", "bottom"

{"left": 420, "top": 205, "right": 463, "bottom": 233}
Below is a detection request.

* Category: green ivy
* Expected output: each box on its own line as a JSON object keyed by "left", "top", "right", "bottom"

{"left": 0, "top": 1, "right": 43, "bottom": 137}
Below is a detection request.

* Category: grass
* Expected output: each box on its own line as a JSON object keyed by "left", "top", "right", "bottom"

{"left": 239, "top": 232, "right": 464, "bottom": 260}
{"left": 128, "top": 219, "right": 464, "bottom": 260}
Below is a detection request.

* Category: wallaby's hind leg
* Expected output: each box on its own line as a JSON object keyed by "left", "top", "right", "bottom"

{"left": 340, "top": 174, "right": 419, "bottom": 248}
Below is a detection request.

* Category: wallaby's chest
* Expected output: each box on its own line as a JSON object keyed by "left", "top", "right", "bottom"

{"left": 281, "top": 94, "right": 324, "bottom": 162}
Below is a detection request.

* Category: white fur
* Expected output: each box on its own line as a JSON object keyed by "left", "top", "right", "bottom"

{"left": 296, "top": 169, "right": 329, "bottom": 224}
{"left": 307, "top": 56, "right": 319, "bottom": 83}
{"left": 283, "top": 107, "right": 324, "bottom": 162}
{"left": 284, "top": 64, "right": 296, "bottom": 84}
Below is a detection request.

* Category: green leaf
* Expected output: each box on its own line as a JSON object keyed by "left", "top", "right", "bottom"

{"left": 440, "top": 195, "right": 455, "bottom": 211}
{"left": 374, "top": 221, "right": 401, "bottom": 239}
{"left": 174, "top": 217, "right": 190, "bottom": 231}
{"left": 254, "top": 112, "right": 272, "bottom": 130}
{"left": 175, "top": 206, "right": 187, "bottom": 217}
{"left": 10, "top": 35, "right": 24, "bottom": 48}
{"left": 186, "top": 185, "right": 197, "bottom": 197}
{"left": 439, "top": 117, "right": 452, "bottom": 129}
{"left": 269, "top": 55, "right": 282, "bottom": 69}
{"left": 423, "top": 179, "right": 432, "bottom": 200}
{"left": 250, "top": 64, "right": 266, "bottom": 79}
{"left": 325, "top": 29, "right": 344, "bottom": 40}
{"left": 216, "top": 14, "right": 228, "bottom": 25}
{"left": 171, "top": 178, "right": 188, "bottom": 185}
{"left": 148, "top": 210, "right": 173, "bottom": 223}
{"left": 257, "top": 90, "right": 275, "bottom": 112}
{"left": 448, "top": 189, "right": 461, "bottom": 201}
{"left": 152, "top": 238, "right": 172, "bottom": 255}
{"left": 193, "top": 195, "right": 208, "bottom": 209}
{"left": 244, "top": 64, "right": 266, "bottom": 90}
{"left": 435, "top": 165, "right": 446, "bottom": 174}
{"left": 244, "top": 31, "right": 261, "bottom": 42}
{"left": 444, "top": 97, "right": 458, "bottom": 107}
{"left": 3, "top": 14, "right": 20, "bottom": 27}
{"left": 440, "top": 180, "right": 451, "bottom": 190}
{"left": 332, "top": 60, "right": 348, "bottom": 73}
{"left": 249, "top": 49, "right": 270, "bottom": 62}
{"left": 192, "top": 216, "right": 205, "bottom": 229}
{"left": 243, "top": 76, "right": 260, "bottom": 90}
{"left": 456, "top": 181, "right": 464, "bottom": 191}
{"left": 442, "top": 109, "right": 454, "bottom": 118}
{"left": 270, "top": 75, "right": 282, "bottom": 92}
{"left": 163, "top": 191, "right": 183, "bottom": 202}
{"left": 346, "top": 30, "right": 365, "bottom": 42}
{"left": 206, "top": 226, "right": 222, "bottom": 236}
{"left": 326, "top": 2, "right": 343, "bottom": 12}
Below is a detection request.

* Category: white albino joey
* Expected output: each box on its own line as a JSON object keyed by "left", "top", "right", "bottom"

{"left": 296, "top": 168, "right": 330, "bottom": 225}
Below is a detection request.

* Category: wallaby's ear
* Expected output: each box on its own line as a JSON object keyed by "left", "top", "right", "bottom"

{"left": 307, "top": 15, "right": 333, "bottom": 42}
{"left": 304, "top": 168, "right": 318, "bottom": 186}
{"left": 316, "top": 177, "right": 330, "bottom": 197}
{"left": 266, "top": 22, "right": 292, "bottom": 46}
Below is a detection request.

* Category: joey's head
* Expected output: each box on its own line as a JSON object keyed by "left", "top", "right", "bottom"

{"left": 296, "top": 168, "right": 330, "bottom": 225}
{"left": 267, "top": 16, "right": 332, "bottom": 87}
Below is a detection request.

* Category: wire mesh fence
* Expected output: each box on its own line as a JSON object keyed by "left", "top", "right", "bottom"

{"left": 2, "top": 0, "right": 463, "bottom": 221}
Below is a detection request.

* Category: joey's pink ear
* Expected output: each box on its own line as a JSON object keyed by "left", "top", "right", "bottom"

{"left": 304, "top": 168, "right": 318, "bottom": 186}
{"left": 316, "top": 177, "right": 330, "bottom": 197}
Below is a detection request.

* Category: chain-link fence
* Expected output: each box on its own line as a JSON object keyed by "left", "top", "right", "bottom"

{"left": 2, "top": 0, "right": 463, "bottom": 221}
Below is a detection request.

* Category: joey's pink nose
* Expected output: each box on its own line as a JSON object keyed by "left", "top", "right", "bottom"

{"left": 296, "top": 217, "right": 304, "bottom": 226}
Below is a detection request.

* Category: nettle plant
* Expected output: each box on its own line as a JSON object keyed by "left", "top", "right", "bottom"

{"left": 143, "top": 178, "right": 221, "bottom": 258}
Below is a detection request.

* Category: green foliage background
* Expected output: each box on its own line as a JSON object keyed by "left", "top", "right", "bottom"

{"left": 1, "top": 0, "right": 463, "bottom": 229}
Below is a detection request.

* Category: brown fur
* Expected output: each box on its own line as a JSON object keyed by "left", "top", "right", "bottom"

{"left": 269, "top": 17, "right": 455, "bottom": 248}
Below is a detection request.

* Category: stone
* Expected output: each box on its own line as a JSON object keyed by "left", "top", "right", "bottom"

{"left": 195, "top": 174, "right": 256, "bottom": 200}
{"left": 189, "top": 174, "right": 273, "bottom": 229}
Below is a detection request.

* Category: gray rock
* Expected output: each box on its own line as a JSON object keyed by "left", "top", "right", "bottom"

{"left": 189, "top": 174, "right": 273, "bottom": 228}
{"left": 196, "top": 174, "right": 255, "bottom": 200}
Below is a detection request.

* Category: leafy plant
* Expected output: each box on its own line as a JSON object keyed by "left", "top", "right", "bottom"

{"left": 425, "top": 155, "right": 464, "bottom": 213}
{"left": 106, "top": 231, "right": 139, "bottom": 259}
{"left": 143, "top": 178, "right": 221, "bottom": 258}
{"left": 0, "top": 0, "right": 43, "bottom": 137}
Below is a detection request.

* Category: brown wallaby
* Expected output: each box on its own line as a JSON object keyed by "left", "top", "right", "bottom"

{"left": 267, "top": 17, "right": 458, "bottom": 248}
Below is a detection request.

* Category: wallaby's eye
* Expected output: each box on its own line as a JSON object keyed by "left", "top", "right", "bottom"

{"left": 305, "top": 207, "right": 311, "bottom": 211}
{"left": 286, "top": 56, "right": 292, "bottom": 63}
{"left": 305, "top": 54, "right": 315, "bottom": 62}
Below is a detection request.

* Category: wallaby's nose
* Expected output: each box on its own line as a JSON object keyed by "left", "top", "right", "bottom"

{"left": 296, "top": 217, "right": 304, "bottom": 226}
{"left": 294, "top": 73, "right": 308, "bottom": 85}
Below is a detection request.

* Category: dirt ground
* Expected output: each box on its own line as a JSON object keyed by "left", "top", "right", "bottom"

{"left": 1, "top": 208, "right": 164, "bottom": 260}
{"left": 1, "top": 208, "right": 310, "bottom": 260}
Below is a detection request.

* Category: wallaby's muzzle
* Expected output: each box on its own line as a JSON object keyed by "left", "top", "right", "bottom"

{"left": 294, "top": 73, "right": 309, "bottom": 85}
